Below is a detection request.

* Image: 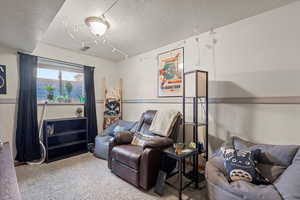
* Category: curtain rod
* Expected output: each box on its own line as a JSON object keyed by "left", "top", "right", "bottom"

{"left": 17, "top": 52, "right": 95, "bottom": 69}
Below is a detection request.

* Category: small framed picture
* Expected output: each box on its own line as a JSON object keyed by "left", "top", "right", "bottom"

{"left": 0, "top": 65, "right": 6, "bottom": 94}
{"left": 157, "top": 47, "right": 184, "bottom": 97}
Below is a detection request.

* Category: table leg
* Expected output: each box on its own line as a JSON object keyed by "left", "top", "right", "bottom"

{"left": 183, "top": 157, "right": 186, "bottom": 175}
{"left": 195, "top": 154, "right": 199, "bottom": 189}
{"left": 178, "top": 159, "right": 182, "bottom": 200}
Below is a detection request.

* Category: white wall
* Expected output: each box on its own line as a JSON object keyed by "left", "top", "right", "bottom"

{"left": 0, "top": 43, "right": 118, "bottom": 154}
{"left": 2, "top": 1, "right": 300, "bottom": 156}
{"left": 0, "top": 46, "right": 18, "bottom": 150}
{"left": 117, "top": 1, "right": 300, "bottom": 150}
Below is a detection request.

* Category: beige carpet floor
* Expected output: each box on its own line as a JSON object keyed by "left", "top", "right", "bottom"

{"left": 16, "top": 153, "right": 207, "bottom": 200}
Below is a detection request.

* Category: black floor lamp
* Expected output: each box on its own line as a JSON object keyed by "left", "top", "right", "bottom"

{"left": 182, "top": 70, "right": 208, "bottom": 187}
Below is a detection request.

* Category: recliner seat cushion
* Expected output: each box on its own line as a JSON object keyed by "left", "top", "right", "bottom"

{"left": 112, "top": 145, "right": 143, "bottom": 170}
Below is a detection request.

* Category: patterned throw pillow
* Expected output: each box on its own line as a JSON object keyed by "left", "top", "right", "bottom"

{"left": 131, "top": 133, "right": 156, "bottom": 147}
{"left": 222, "top": 147, "right": 269, "bottom": 184}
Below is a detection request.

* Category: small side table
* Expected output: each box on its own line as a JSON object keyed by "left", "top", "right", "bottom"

{"left": 155, "top": 147, "right": 199, "bottom": 200}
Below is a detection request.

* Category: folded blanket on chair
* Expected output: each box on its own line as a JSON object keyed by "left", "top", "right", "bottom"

{"left": 149, "top": 110, "right": 181, "bottom": 137}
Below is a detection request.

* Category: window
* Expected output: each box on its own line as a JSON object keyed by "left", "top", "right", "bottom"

{"left": 37, "top": 59, "right": 85, "bottom": 104}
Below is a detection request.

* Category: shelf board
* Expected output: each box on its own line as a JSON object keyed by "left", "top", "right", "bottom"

{"left": 45, "top": 117, "right": 87, "bottom": 122}
{"left": 184, "top": 122, "right": 206, "bottom": 126}
{"left": 184, "top": 170, "right": 206, "bottom": 183}
{"left": 48, "top": 140, "right": 87, "bottom": 150}
{"left": 103, "top": 114, "right": 121, "bottom": 118}
{"left": 47, "top": 150, "right": 88, "bottom": 163}
{"left": 183, "top": 97, "right": 207, "bottom": 99}
{"left": 48, "top": 129, "right": 86, "bottom": 138}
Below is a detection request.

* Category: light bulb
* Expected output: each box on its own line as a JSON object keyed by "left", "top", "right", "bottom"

{"left": 85, "top": 16, "right": 110, "bottom": 37}
{"left": 89, "top": 21, "right": 108, "bottom": 36}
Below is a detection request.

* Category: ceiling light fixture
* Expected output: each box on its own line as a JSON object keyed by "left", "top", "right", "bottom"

{"left": 62, "top": 0, "right": 129, "bottom": 59}
{"left": 85, "top": 16, "right": 110, "bottom": 37}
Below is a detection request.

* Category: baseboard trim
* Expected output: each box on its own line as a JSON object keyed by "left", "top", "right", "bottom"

{"left": 14, "top": 161, "right": 27, "bottom": 167}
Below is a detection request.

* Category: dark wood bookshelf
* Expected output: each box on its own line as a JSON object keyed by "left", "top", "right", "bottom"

{"left": 43, "top": 117, "right": 88, "bottom": 163}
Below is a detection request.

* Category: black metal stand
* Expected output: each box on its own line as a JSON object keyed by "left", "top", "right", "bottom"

{"left": 155, "top": 148, "right": 198, "bottom": 200}
{"left": 182, "top": 70, "right": 209, "bottom": 187}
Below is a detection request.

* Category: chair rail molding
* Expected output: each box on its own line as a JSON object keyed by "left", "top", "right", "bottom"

{"left": 0, "top": 98, "right": 16, "bottom": 104}
{"left": 2, "top": 97, "right": 300, "bottom": 105}
{"left": 122, "top": 96, "right": 300, "bottom": 104}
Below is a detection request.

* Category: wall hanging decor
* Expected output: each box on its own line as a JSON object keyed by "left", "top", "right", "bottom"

{"left": 103, "top": 78, "right": 123, "bottom": 129}
{"left": 158, "top": 47, "right": 184, "bottom": 97}
{"left": 0, "top": 65, "right": 6, "bottom": 94}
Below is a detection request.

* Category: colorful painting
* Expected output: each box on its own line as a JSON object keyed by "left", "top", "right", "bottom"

{"left": 158, "top": 48, "right": 184, "bottom": 97}
{"left": 0, "top": 65, "right": 6, "bottom": 94}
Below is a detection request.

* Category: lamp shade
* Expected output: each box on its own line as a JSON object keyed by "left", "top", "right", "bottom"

{"left": 184, "top": 70, "right": 207, "bottom": 97}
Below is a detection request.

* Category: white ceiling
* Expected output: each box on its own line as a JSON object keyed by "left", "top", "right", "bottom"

{"left": 41, "top": 0, "right": 299, "bottom": 61}
{"left": 0, "top": 0, "right": 65, "bottom": 51}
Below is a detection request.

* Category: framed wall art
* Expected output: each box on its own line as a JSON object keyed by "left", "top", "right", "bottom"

{"left": 158, "top": 47, "right": 184, "bottom": 97}
{"left": 0, "top": 65, "right": 6, "bottom": 94}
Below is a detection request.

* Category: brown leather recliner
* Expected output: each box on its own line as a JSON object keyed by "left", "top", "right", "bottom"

{"left": 108, "top": 110, "right": 181, "bottom": 190}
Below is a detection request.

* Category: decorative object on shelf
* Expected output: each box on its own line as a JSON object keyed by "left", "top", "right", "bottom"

{"left": 173, "top": 143, "right": 185, "bottom": 154}
{"left": 56, "top": 96, "right": 65, "bottom": 103}
{"left": 103, "top": 78, "right": 123, "bottom": 129}
{"left": 158, "top": 48, "right": 184, "bottom": 97}
{"left": 46, "top": 124, "right": 55, "bottom": 136}
{"left": 75, "top": 107, "right": 83, "bottom": 117}
{"left": 79, "top": 95, "right": 86, "bottom": 103}
{"left": 87, "top": 143, "right": 95, "bottom": 153}
{"left": 104, "top": 99, "right": 120, "bottom": 116}
{"left": 182, "top": 70, "right": 208, "bottom": 188}
{"left": 0, "top": 65, "right": 7, "bottom": 94}
{"left": 64, "top": 81, "right": 73, "bottom": 103}
{"left": 61, "top": 0, "right": 128, "bottom": 59}
{"left": 197, "top": 142, "right": 204, "bottom": 153}
{"left": 189, "top": 142, "right": 196, "bottom": 149}
{"left": 44, "top": 85, "right": 55, "bottom": 101}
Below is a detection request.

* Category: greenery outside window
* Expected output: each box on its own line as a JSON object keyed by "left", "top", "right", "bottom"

{"left": 37, "top": 59, "right": 85, "bottom": 104}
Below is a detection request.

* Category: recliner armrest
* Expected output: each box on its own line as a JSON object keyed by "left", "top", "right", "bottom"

{"left": 107, "top": 131, "right": 134, "bottom": 169}
{"left": 114, "top": 131, "right": 134, "bottom": 145}
{"left": 142, "top": 137, "right": 173, "bottom": 150}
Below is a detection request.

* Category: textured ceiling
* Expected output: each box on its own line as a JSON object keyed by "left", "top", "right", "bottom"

{"left": 0, "top": 0, "right": 65, "bottom": 51}
{"left": 41, "top": 0, "right": 299, "bottom": 61}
